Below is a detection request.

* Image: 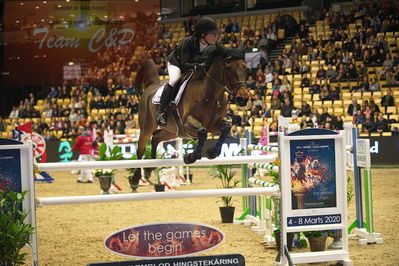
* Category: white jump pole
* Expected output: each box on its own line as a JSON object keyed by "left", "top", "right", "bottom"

{"left": 36, "top": 155, "right": 278, "bottom": 171}
{"left": 36, "top": 187, "right": 280, "bottom": 206}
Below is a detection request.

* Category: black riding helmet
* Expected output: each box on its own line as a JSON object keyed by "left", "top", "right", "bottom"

{"left": 194, "top": 17, "right": 220, "bottom": 36}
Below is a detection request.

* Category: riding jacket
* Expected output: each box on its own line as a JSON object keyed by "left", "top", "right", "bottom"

{"left": 167, "top": 35, "right": 227, "bottom": 73}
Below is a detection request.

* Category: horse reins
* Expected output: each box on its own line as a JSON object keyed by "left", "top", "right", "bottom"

{"left": 202, "top": 66, "right": 246, "bottom": 96}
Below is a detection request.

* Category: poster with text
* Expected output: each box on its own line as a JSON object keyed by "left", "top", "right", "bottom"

{"left": 0, "top": 149, "right": 22, "bottom": 192}
{"left": 290, "top": 139, "right": 336, "bottom": 210}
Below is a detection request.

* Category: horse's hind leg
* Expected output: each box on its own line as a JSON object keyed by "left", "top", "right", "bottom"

{"left": 130, "top": 132, "right": 152, "bottom": 192}
{"left": 206, "top": 117, "right": 232, "bottom": 159}
{"left": 144, "top": 129, "right": 176, "bottom": 183}
{"left": 183, "top": 116, "right": 207, "bottom": 164}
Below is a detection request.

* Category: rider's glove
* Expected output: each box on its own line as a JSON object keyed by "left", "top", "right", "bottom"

{"left": 194, "top": 63, "right": 207, "bottom": 71}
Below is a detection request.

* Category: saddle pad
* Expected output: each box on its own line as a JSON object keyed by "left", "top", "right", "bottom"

{"left": 152, "top": 71, "right": 194, "bottom": 106}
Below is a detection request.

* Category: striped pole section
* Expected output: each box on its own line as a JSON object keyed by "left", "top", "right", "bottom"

{"left": 247, "top": 144, "right": 279, "bottom": 153}
{"left": 248, "top": 177, "right": 279, "bottom": 188}
{"left": 250, "top": 163, "right": 279, "bottom": 172}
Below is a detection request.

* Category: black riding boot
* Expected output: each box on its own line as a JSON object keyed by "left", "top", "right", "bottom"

{"left": 156, "top": 83, "right": 174, "bottom": 126}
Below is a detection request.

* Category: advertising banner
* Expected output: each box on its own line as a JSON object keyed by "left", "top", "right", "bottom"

{"left": 3, "top": 0, "right": 160, "bottom": 86}
{"left": 290, "top": 139, "right": 337, "bottom": 210}
{"left": 88, "top": 254, "right": 245, "bottom": 266}
{"left": 0, "top": 149, "right": 22, "bottom": 193}
{"left": 104, "top": 222, "right": 224, "bottom": 259}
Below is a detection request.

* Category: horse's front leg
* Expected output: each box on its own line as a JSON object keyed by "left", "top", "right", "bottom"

{"left": 183, "top": 116, "right": 207, "bottom": 164}
{"left": 206, "top": 117, "right": 232, "bottom": 159}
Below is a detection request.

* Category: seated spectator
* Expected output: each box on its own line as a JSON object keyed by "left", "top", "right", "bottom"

{"left": 309, "top": 80, "right": 321, "bottom": 94}
{"left": 319, "top": 85, "right": 330, "bottom": 101}
{"left": 363, "top": 105, "right": 373, "bottom": 117}
{"left": 255, "top": 69, "right": 266, "bottom": 83}
{"left": 48, "top": 87, "right": 58, "bottom": 98}
{"left": 369, "top": 78, "right": 380, "bottom": 92}
{"left": 298, "top": 101, "right": 311, "bottom": 117}
{"left": 254, "top": 82, "right": 267, "bottom": 97}
{"left": 300, "top": 115, "right": 313, "bottom": 129}
{"left": 264, "top": 68, "right": 273, "bottom": 83}
{"left": 252, "top": 94, "right": 263, "bottom": 110}
{"left": 357, "top": 76, "right": 370, "bottom": 92}
{"left": 386, "top": 69, "right": 397, "bottom": 85}
{"left": 272, "top": 79, "right": 281, "bottom": 95}
{"left": 334, "top": 116, "right": 344, "bottom": 130}
{"left": 230, "top": 125, "right": 241, "bottom": 138}
{"left": 316, "top": 65, "right": 327, "bottom": 81}
{"left": 281, "top": 98, "right": 293, "bottom": 117}
{"left": 291, "top": 60, "right": 301, "bottom": 74}
{"left": 381, "top": 89, "right": 394, "bottom": 107}
{"left": 347, "top": 63, "right": 357, "bottom": 80}
{"left": 369, "top": 99, "right": 380, "bottom": 115}
{"left": 246, "top": 75, "right": 256, "bottom": 89}
{"left": 372, "top": 113, "right": 389, "bottom": 133}
{"left": 60, "top": 103, "right": 71, "bottom": 117}
{"left": 310, "top": 106, "right": 320, "bottom": 125}
{"left": 362, "top": 113, "right": 375, "bottom": 133}
{"left": 282, "top": 54, "right": 292, "bottom": 70}
{"left": 299, "top": 59, "right": 310, "bottom": 73}
{"left": 320, "top": 107, "right": 332, "bottom": 124}
{"left": 347, "top": 97, "right": 361, "bottom": 116}
{"left": 9, "top": 106, "right": 19, "bottom": 119}
{"left": 328, "top": 86, "right": 340, "bottom": 100}
{"left": 336, "top": 63, "right": 347, "bottom": 80}
{"left": 325, "top": 53, "right": 335, "bottom": 66}
{"left": 354, "top": 110, "right": 364, "bottom": 126}
{"left": 270, "top": 94, "right": 281, "bottom": 110}
{"left": 280, "top": 76, "right": 291, "bottom": 92}
{"left": 379, "top": 53, "right": 394, "bottom": 78}
{"left": 243, "top": 25, "right": 255, "bottom": 38}
{"left": 357, "top": 63, "right": 368, "bottom": 81}
{"left": 301, "top": 74, "right": 310, "bottom": 88}
{"left": 326, "top": 64, "right": 337, "bottom": 80}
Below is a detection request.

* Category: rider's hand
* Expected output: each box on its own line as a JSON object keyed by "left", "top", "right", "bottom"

{"left": 194, "top": 63, "right": 206, "bottom": 71}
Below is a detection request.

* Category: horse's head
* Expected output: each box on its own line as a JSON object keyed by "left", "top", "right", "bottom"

{"left": 222, "top": 49, "right": 250, "bottom": 107}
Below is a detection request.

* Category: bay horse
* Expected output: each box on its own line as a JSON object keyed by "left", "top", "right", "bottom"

{"left": 130, "top": 47, "right": 250, "bottom": 192}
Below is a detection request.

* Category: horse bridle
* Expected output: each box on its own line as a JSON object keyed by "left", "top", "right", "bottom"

{"left": 202, "top": 58, "right": 247, "bottom": 97}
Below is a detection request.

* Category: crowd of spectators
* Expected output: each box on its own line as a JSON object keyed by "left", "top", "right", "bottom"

{"left": 1, "top": 1, "right": 399, "bottom": 140}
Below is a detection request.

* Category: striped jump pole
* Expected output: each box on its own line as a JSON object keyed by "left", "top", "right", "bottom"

{"left": 247, "top": 144, "right": 279, "bottom": 153}
{"left": 250, "top": 163, "right": 279, "bottom": 172}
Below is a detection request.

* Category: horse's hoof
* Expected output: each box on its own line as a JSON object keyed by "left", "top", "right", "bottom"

{"left": 184, "top": 153, "right": 200, "bottom": 164}
{"left": 130, "top": 185, "right": 139, "bottom": 193}
{"left": 206, "top": 148, "right": 220, "bottom": 160}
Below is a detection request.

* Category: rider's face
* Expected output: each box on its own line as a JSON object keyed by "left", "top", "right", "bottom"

{"left": 204, "top": 33, "right": 218, "bottom": 44}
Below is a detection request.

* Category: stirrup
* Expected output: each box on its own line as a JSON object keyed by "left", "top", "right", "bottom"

{"left": 157, "top": 111, "right": 167, "bottom": 126}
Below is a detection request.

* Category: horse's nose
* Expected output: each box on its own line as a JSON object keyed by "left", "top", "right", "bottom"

{"left": 236, "top": 97, "right": 248, "bottom": 107}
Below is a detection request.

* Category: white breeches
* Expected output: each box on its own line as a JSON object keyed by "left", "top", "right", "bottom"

{"left": 167, "top": 62, "right": 181, "bottom": 87}
{"left": 78, "top": 154, "right": 93, "bottom": 181}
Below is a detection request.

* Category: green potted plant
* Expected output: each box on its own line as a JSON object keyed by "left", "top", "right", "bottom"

{"left": 0, "top": 190, "right": 35, "bottom": 265}
{"left": 303, "top": 230, "right": 329, "bottom": 252}
{"left": 95, "top": 143, "right": 122, "bottom": 194}
{"left": 209, "top": 165, "right": 239, "bottom": 223}
{"left": 94, "top": 168, "right": 116, "bottom": 194}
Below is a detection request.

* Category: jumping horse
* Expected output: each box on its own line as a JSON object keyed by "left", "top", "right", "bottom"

{"left": 129, "top": 47, "right": 250, "bottom": 192}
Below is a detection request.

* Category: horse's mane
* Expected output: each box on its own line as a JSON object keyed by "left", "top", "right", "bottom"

{"left": 203, "top": 46, "right": 245, "bottom": 65}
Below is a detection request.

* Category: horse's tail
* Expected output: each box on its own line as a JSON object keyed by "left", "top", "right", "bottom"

{"left": 134, "top": 53, "right": 160, "bottom": 96}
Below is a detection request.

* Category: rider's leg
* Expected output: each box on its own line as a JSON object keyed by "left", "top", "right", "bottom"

{"left": 156, "top": 62, "right": 181, "bottom": 126}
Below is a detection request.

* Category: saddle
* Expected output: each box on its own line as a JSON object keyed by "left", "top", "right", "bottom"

{"left": 152, "top": 71, "right": 194, "bottom": 106}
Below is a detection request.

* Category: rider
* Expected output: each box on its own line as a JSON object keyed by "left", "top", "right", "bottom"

{"left": 156, "top": 16, "right": 222, "bottom": 127}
